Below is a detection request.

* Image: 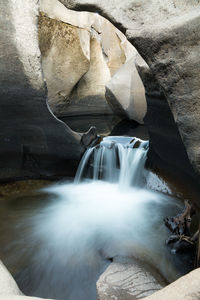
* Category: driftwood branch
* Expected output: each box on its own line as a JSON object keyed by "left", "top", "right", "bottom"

{"left": 164, "top": 200, "right": 199, "bottom": 256}
{"left": 164, "top": 200, "right": 195, "bottom": 237}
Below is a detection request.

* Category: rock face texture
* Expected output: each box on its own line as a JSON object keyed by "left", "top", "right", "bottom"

{"left": 97, "top": 257, "right": 163, "bottom": 300}
{"left": 61, "top": 0, "right": 200, "bottom": 178}
{"left": 0, "top": 261, "right": 22, "bottom": 297}
{"left": 0, "top": 0, "right": 97, "bottom": 182}
{"left": 106, "top": 55, "right": 147, "bottom": 124}
{"left": 143, "top": 267, "right": 200, "bottom": 300}
{"left": 0, "top": 260, "right": 52, "bottom": 300}
{"left": 38, "top": 13, "right": 92, "bottom": 116}
{"left": 39, "top": 0, "right": 147, "bottom": 123}
{"left": 136, "top": 60, "right": 197, "bottom": 183}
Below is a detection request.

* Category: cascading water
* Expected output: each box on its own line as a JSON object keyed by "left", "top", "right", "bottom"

{"left": 0, "top": 136, "right": 190, "bottom": 300}
{"left": 75, "top": 136, "right": 149, "bottom": 187}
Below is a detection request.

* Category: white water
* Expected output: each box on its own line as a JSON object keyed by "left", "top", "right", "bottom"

{"left": 2, "top": 136, "right": 186, "bottom": 300}
{"left": 75, "top": 136, "right": 149, "bottom": 187}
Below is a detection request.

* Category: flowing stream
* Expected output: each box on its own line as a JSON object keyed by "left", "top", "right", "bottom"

{"left": 0, "top": 136, "right": 193, "bottom": 300}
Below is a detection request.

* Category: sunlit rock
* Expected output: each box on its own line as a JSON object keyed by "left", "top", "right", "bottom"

{"left": 106, "top": 54, "right": 147, "bottom": 124}
{"left": 39, "top": 0, "right": 147, "bottom": 123}
{"left": 38, "top": 13, "right": 91, "bottom": 115}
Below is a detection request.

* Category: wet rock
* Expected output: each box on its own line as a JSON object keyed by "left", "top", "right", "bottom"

{"left": 97, "top": 256, "right": 163, "bottom": 300}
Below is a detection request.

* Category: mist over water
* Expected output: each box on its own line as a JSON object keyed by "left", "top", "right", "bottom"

{"left": 0, "top": 136, "right": 189, "bottom": 300}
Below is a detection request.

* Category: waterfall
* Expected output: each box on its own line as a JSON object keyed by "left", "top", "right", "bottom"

{"left": 74, "top": 136, "right": 149, "bottom": 188}
{"left": 2, "top": 135, "right": 184, "bottom": 300}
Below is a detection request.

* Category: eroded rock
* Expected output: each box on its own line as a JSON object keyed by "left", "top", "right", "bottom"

{"left": 0, "top": 261, "right": 52, "bottom": 300}
{"left": 97, "top": 257, "right": 163, "bottom": 300}
{"left": 136, "top": 58, "right": 196, "bottom": 182}
{"left": 38, "top": 14, "right": 91, "bottom": 115}
{"left": 0, "top": 261, "right": 22, "bottom": 296}
{"left": 39, "top": 0, "right": 147, "bottom": 123}
{"left": 143, "top": 267, "right": 200, "bottom": 300}
{"left": 106, "top": 54, "right": 146, "bottom": 124}
{"left": 61, "top": 0, "right": 200, "bottom": 178}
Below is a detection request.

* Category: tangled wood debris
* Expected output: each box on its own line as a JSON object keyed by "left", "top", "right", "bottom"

{"left": 164, "top": 200, "right": 200, "bottom": 267}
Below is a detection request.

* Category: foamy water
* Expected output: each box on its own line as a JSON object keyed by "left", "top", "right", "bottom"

{"left": 0, "top": 136, "right": 189, "bottom": 300}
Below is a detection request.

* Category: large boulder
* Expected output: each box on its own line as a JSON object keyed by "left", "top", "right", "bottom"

{"left": 97, "top": 256, "right": 163, "bottom": 300}
{"left": 39, "top": 0, "right": 147, "bottom": 123}
{"left": 0, "top": 0, "right": 97, "bottom": 182}
{"left": 97, "top": 259, "right": 200, "bottom": 300}
{"left": 60, "top": 0, "right": 200, "bottom": 177}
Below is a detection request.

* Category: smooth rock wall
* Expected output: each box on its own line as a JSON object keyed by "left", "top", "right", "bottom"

{"left": 136, "top": 59, "right": 197, "bottom": 181}
{"left": 0, "top": 260, "right": 51, "bottom": 300}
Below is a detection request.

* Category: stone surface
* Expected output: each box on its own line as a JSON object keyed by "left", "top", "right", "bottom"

{"left": 143, "top": 267, "right": 200, "bottom": 300}
{"left": 97, "top": 257, "right": 163, "bottom": 300}
{"left": 136, "top": 60, "right": 196, "bottom": 179}
{"left": 61, "top": 0, "right": 200, "bottom": 177}
{"left": 69, "top": 29, "right": 112, "bottom": 116}
{"left": 0, "top": 0, "right": 97, "bottom": 182}
{"left": 0, "top": 260, "right": 51, "bottom": 300}
{"left": 106, "top": 55, "right": 146, "bottom": 124}
{"left": 38, "top": 13, "right": 91, "bottom": 115}
{"left": 39, "top": 0, "right": 147, "bottom": 123}
{"left": 0, "top": 261, "right": 22, "bottom": 296}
